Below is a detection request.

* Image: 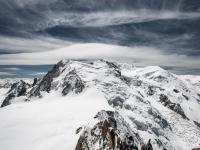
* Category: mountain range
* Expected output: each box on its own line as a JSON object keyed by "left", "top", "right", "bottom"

{"left": 0, "top": 59, "right": 200, "bottom": 150}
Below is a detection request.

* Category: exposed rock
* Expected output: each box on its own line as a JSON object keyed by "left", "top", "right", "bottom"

{"left": 155, "top": 139, "right": 163, "bottom": 148}
{"left": 182, "top": 94, "right": 189, "bottom": 100}
{"left": 173, "top": 89, "right": 179, "bottom": 93}
{"left": 121, "top": 75, "right": 132, "bottom": 85}
{"left": 62, "top": 69, "right": 85, "bottom": 95}
{"left": 75, "top": 110, "right": 142, "bottom": 150}
{"left": 132, "top": 119, "right": 148, "bottom": 131}
{"left": 76, "top": 127, "right": 83, "bottom": 134}
{"left": 141, "top": 139, "right": 153, "bottom": 150}
{"left": 32, "top": 78, "right": 38, "bottom": 87}
{"left": 29, "top": 60, "right": 65, "bottom": 97}
{"left": 147, "top": 86, "right": 155, "bottom": 96}
{"left": 108, "top": 96, "right": 125, "bottom": 108}
{"left": 1, "top": 93, "right": 15, "bottom": 107}
{"left": 194, "top": 121, "right": 200, "bottom": 128}
{"left": 1, "top": 80, "right": 31, "bottom": 107}
{"left": 151, "top": 127, "right": 160, "bottom": 136}
{"left": 105, "top": 60, "right": 121, "bottom": 77}
{"left": 147, "top": 108, "right": 170, "bottom": 129}
{"left": 28, "top": 61, "right": 85, "bottom": 98}
{"left": 159, "top": 94, "right": 188, "bottom": 120}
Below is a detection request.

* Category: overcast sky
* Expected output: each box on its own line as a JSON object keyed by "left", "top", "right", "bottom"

{"left": 0, "top": 0, "right": 200, "bottom": 76}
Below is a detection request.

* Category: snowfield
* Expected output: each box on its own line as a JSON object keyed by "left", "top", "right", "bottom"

{"left": 0, "top": 88, "right": 112, "bottom": 150}
{"left": 0, "top": 59, "right": 200, "bottom": 150}
{"left": 0, "top": 88, "right": 8, "bottom": 104}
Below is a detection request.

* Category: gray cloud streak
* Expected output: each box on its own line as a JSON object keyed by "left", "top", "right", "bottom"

{"left": 0, "top": 43, "right": 199, "bottom": 70}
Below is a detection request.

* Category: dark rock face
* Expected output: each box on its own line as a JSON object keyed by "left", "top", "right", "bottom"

{"left": 173, "top": 89, "right": 179, "bottom": 93}
{"left": 147, "top": 86, "right": 155, "bottom": 96}
{"left": 159, "top": 94, "right": 188, "bottom": 119}
{"left": 1, "top": 93, "right": 15, "bottom": 107}
{"left": 108, "top": 96, "right": 125, "bottom": 108}
{"left": 121, "top": 75, "right": 132, "bottom": 85}
{"left": 194, "top": 121, "right": 200, "bottom": 128}
{"left": 141, "top": 139, "right": 153, "bottom": 150}
{"left": 32, "top": 78, "right": 38, "bottom": 87}
{"left": 62, "top": 69, "right": 85, "bottom": 96}
{"left": 29, "top": 60, "right": 65, "bottom": 97}
{"left": 75, "top": 110, "right": 142, "bottom": 150}
{"left": 182, "top": 94, "right": 189, "bottom": 100}
{"left": 147, "top": 108, "right": 170, "bottom": 129}
{"left": 29, "top": 61, "right": 85, "bottom": 98}
{"left": 132, "top": 120, "right": 148, "bottom": 131}
{"left": 105, "top": 60, "right": 122, "bottom": 77}
{"left": 1, "top": 80, "right": 31, "bottom": 107}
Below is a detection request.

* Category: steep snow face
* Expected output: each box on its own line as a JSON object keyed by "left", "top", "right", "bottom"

{"left": 0, "top": 59, "right": 200, "bottom": 150}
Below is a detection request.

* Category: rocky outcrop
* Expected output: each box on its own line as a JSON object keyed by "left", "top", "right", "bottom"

{"left": 159, "top": 94, "right": 188, "bottom": 119}
{"left": 194, "top": 121, "right": 200, "bottom": 128}
{"left": 32, "top": 78, "right": 38, "bottom": 87}
{"left": 147, "top": 86, "right": 155, "bottom": 96}
{"left": 62, "top": 69, "right": 85, "bottom": 95}
{"left": 141, "top": 140, "right": 153, "bottom": 150}
{"left": 28, "top": 60, "right": 85, "bottom": 97}
{"left": 28, "top": 60, "right": 65, "bottom": 97}
{"left": 75, "top": 110, "right": 142, "bottom": 150}
{"left": 0, "top": 82, "right": 13, "bottom": 89}
{"left": 1, "top": 80, "right": 31, "bottom": 107}
{"left": 147, "top": 108, "right": 170, "bottom": 129}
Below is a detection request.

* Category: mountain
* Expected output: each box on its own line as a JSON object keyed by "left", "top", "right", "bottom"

{"left": 0, "top": 78, "right": 32, "bottom": 89}
{"left": 0, "top": 59, "right": 200, "bottom": 150}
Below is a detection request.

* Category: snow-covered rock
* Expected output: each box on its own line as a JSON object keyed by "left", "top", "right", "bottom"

{"left": 0, "top": 59, "right": 200, "bottom": 150}
{"left": 75, "top": 110, "right": 152, "bottom": 150}
{"left": 0, "top": 78, "right": 32, "bottom": 89}
{"left": 1, "top": 80, "right": 31, "bottom": 107}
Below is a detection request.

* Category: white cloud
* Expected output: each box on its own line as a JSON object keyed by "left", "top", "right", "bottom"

{"left": 0, "top": 43, "right": 199, "bottom": 70}
{"left": 3, "top": 67, "right": 21, "bottom": 71}
{"left": 29, "top": 72, "right": 47, "bottom": 76}
{"left": 37, "top": 10, "right": 200, "bottom": 30}
{"left": 0, "top": 72, "right": 15, "bottom": 76}
{"left": 0, "top": 36, "right": 72, "bottom": 53}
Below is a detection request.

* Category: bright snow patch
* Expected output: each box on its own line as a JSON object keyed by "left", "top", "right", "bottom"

{"left": 0, "top": 88, "right": 112, "bottom": 150}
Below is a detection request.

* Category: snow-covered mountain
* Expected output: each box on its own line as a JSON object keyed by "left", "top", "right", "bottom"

{"left": 0, "top": 78, "right": 33, "bottom": 89}
{"left": 0, "top": 59, "right": 200, "bottom": 150}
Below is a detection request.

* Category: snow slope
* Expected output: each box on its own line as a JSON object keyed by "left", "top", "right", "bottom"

{"left": 0, "top": 88, "right": 112, "bottom": 150}
{"left": 0, "top": 88, "right": 9, "bottom": 104}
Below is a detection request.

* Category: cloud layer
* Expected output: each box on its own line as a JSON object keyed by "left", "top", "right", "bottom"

{"left": 0, "top": 43, "right": 199, "bottom": 69}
